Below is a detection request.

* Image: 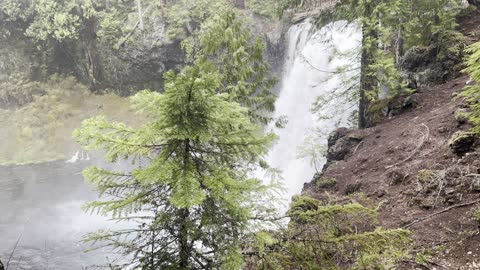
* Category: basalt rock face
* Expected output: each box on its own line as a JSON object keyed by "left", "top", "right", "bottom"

{"left": 324, "top": 128, "right": 364, "bottom": 170}
{"left": 0, "top": 13, "right": 286, "bottom": 96}
{"left": 53, "top": 16, "right": 185, "bottom": 95}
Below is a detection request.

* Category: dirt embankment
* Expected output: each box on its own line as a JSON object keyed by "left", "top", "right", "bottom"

{"left": 302, "top": 9, "right": 480, "bottom": 269}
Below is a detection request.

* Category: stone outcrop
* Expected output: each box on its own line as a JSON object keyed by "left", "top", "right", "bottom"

{"left": 324, "top": 128, "right": 364, "bottom": 169}
{"left": 0, "top": 11, "right": 286, "bottom": 96}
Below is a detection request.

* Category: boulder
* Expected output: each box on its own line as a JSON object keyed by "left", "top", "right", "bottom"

{"left": 326, "top": 128, "right": 363, "bottom": 165}
{"left": 449, "top": 131, "right": 477, "bottom": 156}
{"left": 327, "top": 127, "right": 350, "bottom": 149}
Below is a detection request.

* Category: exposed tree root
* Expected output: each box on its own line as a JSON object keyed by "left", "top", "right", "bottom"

{"left": 404, "top": 198, "right": 480, "bottom": 228}
{"left": 386, "top": 123, "right": 430, "bottom": 169}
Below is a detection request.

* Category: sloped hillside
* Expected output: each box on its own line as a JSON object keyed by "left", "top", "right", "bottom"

{"left": 302, "top": 8, "right": 480, "bottom": 269}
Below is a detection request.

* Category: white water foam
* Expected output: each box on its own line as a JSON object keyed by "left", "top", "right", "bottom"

{"left": 266, "top": 21, "right": 361, "bottom": 200}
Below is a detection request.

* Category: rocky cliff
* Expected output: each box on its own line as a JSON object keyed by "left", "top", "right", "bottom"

{"left": 0, "top": 9, "right": 286, "bottom": 96}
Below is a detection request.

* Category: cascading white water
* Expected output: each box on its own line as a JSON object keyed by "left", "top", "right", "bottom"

{"left": 266, "top": 21, "right": 361, "bottom": 199}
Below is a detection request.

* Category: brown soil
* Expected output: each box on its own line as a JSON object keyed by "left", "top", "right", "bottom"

{"left": 302, "top": 8, "right": 480, "bottom": 270}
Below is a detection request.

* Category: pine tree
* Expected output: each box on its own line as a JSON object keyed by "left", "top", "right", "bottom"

{"left": 73, "top": 12, "right": 280, "bottom": 270}
{"left": 183, "top": 10, "right": 278, "bottom": 125}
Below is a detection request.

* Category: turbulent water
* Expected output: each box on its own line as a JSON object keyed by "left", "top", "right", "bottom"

{"left": 0, "top": 21, "right": 360, "bottom": 269}
{"left": 266, "top": 21, "right": 360, "bottom": 199}
{"left": 0, "top": 160, "right": 113, "bottom": 269}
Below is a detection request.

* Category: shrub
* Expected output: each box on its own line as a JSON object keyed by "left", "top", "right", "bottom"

{"left": 257, "top": 196, "right": 411, "bottom": 269}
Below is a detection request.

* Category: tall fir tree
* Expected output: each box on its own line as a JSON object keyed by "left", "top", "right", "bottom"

{"left": 74, "top": 11, "right": 280, "bottom": 270}
{"left": 183, "top": 10, "right": 278, "bottom": 125}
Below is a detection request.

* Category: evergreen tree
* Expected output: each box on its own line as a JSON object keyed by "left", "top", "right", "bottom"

{"left": 164, "top": 0, "right": 229, "bottom": 39}
{"left": 183, "top": 10, "right": 278, "bottom": 125}
{"left": 73, "top": 11, "right": 280, "bottom": 269}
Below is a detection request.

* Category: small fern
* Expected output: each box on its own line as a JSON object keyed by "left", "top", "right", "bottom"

{"left": 462, "top": 41, "right": 480, "bottom": 135}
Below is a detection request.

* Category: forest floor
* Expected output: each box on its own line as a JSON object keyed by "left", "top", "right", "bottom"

{"left": 302, "top": 8, "right": 480, "bottom": 269}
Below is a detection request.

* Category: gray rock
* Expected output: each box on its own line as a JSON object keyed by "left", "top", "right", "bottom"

{"left": 325, "top": 128, "right": 363, "bottom": 167}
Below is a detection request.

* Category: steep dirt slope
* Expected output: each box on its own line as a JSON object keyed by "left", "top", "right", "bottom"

{"left": 302, "top": 9, "right": 480, "bottom": 269}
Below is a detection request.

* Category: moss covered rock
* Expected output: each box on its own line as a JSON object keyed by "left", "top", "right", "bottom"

{"left": 313, "top": 174, "right": 337, "bottom": 189}
{"left": 449, "top": 131, "right": 477, "bottom": 156}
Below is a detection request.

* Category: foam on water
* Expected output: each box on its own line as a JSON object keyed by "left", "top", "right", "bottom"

{"left": 265, "top": 21, "right": 361, "bottom": 199}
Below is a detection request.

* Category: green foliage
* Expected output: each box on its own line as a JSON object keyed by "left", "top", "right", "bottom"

{"left": 73, "top": 11, "right": 280, "bottom": 268}
{"left": 184, "top": 10, "right": 278, "bottom": 125}
{"left": 256, "top": 196, "right": 411, "bottom": 269}
{"left": 246, "top": 0, "right": 282, "bottom": 18}
{"left": 25, "top": 0, "right": 81, "bottom": 41}
{"left": 316, "top": 176, "right": 337, "bottom": 189}
{"left": 417, "top": 169, "right": 436, "bottom": 183}
{"left": 0, "top": 0, "right": 146, "bottom": 44}
{"left": 462, "top": 41, "right": 480, "bottom": 135}
{"left": 472, "top": 206, "right": 480, "bottom": 224}
{"left": 414, "top": 245, "right": 446, "bottom": 267}
{"left": 164, "top": 0, "right": 229, "bottom": 39}
{"left": 297, "top": 134, "right": 327, "bottom": 173}
{"left": 401, "top": 0, "right": 461, "bottom": 48}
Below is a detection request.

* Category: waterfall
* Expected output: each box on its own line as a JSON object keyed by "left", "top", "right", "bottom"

{"left": 266, "top": 21, "right": 361, "bottom": 199}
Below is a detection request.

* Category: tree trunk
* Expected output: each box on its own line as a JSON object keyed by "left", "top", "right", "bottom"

{"left": 84, "top": 17, "right": 100, "bottom": 92}
{"left": 359, "top": 28, "right": 373, "bottom": 128}
{"left": 395, "top": 25, "right": 404, "bottom": 65}
{"left": 179, "top": 208, "right": 190, "bottom": 268}
{"left": 358, "top": 1, "right": 378, "bottom": 129}
{"left": 179, "top": 138, "right": 192, "bottom": 268}
{"left": 137, "top": 0, "right": 144, "bottom": 31}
